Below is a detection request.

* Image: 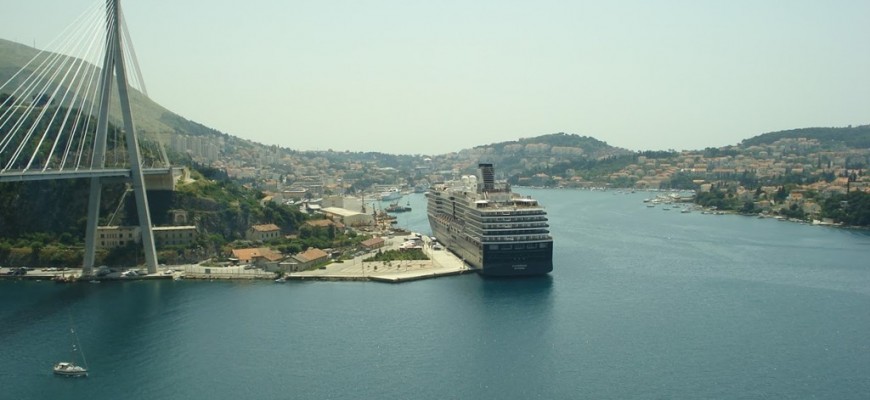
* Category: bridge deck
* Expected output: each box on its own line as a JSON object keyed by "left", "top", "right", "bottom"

{"left": 0, "top": 167, "right": 180, "bottom": 183}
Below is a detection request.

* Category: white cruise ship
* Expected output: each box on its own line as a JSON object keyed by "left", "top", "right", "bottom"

{"left": 426, "top": 163, "right": 553, "bottom": 276}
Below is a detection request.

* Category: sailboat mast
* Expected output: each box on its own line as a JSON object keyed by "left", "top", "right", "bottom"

{"left": 68, "top": 313, "right": 89, "bottom": 370}
{"left": 72, "top": 327, "right": 88, "bottom": 369}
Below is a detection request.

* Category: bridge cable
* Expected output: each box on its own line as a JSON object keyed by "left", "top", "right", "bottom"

{"left": 59, "top": 19, "right": 105, "bottom": 170}
{"left": 0, "top": 2, "right": 105, "bottom": 172}
{"left": 44, "top": 7, "right": 107, "bottom": 172}
{"left": 27, "top": 11, "right": 106, "bottom": 171}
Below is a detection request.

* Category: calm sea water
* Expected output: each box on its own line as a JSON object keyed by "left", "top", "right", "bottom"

{"left": 2, "top": 190, "right": 869, "bottom": 399}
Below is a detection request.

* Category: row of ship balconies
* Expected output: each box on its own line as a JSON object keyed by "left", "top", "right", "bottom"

{"left": 471, "top": 222, "right": 549, "bottom": 230}
{"left": 478, "top": 234, "right": 552, "bottom": 243}
{"left": 467, "top": 226, "right": 551, "bottom": 237}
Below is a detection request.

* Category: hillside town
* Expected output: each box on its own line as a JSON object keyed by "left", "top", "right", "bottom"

{"left": 530, "top": 137, "right": 868, "bottom": 220}
{"left": 168, "top": 130, "right": 868, "bottom": 225}
{"left": 2, "top": 129, "right": 868, "bottom": 277}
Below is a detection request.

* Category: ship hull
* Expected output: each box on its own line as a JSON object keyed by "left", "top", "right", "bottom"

{"left": 429, "top": 216, "right": 553, "bottom": 277}
{"left": 480, "top": 246, "right": 553, "bottom": 276}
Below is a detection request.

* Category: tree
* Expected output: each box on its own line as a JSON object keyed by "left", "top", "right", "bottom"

{"left": 774, "top": 186, "right": 788, "bottom": 202}
{"left": 58, "top": 233, "right": 74, "bottom": 245}
{"left": 780, "top": 203, "right": 805, "bottom": 220}
{"left": 0, "top": 241, "right": 11, "bottom": 264}
{"left": 30, "top": 242, "right": 44, "bottom": 265}
{"left": 820, "top": 191, "right": 870, "bottom": 226}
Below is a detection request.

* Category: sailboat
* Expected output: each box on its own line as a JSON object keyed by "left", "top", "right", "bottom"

{"left": 54, "top": 318, "right": 88, "bottom": 377}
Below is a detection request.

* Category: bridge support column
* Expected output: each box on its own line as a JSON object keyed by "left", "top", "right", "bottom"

{"left": 82, "top": 177, "right": 102, "bottom": 276}
{"left": 80, "top": 0, "right": 159, "bottom": 275}
{"left": 115, "top": 33, "right": 159, "bottom": 274}
{"left": 111, "top": 0, "right": 158, "bottom": 275}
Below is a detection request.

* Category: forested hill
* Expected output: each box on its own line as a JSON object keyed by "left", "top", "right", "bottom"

{"left": 482, "top": 133, "right": 620, "bottom": 154}
{"left": 740, "top": 125, "right": 870, "bottom": 149}
{"left": 451, "top": 132, "right": 633, "bottom": 176}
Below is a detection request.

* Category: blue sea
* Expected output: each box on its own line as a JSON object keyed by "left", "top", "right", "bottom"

{"left": 2, "top": 190, "right": 869, "bottom": 399}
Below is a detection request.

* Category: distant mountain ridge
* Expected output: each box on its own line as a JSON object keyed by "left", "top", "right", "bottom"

{"left": 447, "top": 132, "right": 633, "bottom": 176}
{"left": 3, "top": 37, "right": 865, "bottom": 167}
{"left": 474, "top": 132, "right": 624, "bottom": 155}
{"left": 740, "top": 125, "right": 870, "bottom": 149}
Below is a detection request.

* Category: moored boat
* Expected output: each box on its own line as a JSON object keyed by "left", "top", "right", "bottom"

{"left": 385, "top": 201, "right": 412, "bottom": 213}
{"left": 53, "top": 362, "right": 87, "bottom": 377}
{"left": 54, "top": 321, "right": 88, "bottom": 378}
{"left": 378, "top": 188, "right": 402, "bottom": 201}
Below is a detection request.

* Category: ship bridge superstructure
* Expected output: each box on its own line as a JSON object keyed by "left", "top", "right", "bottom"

{"left": 426, "top": 164, "right": 552, "bottom": 249}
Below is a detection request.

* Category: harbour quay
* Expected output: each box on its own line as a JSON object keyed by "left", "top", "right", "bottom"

{"left": 0, "top": 266, "right": 174, "bottom": 282}
{"left": 0, "top": 233, "right": 472, "bottom": 284}
{"left": 288, "top": 234, "right": 472, "bottom": 283}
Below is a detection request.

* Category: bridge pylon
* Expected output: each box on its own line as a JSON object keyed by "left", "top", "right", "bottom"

{"left": 82, "top": 0, "right": 158, "bottom": 276}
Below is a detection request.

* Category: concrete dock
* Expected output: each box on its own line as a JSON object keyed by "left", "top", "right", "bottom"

{"left": 0, "top": 235, "right": 473, "bottom": 284}
{"left": 0, "top": 267, "right": 175, "bottom": 282}
{"left": 289, "top": 234, "right": 473, "bottom": 283}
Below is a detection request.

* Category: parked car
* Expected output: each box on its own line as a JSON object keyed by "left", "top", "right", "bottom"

{"left": 121, "top": 270, "right": 138, "bottom": 278}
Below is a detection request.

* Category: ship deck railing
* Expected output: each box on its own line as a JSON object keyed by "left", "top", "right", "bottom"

{"left": 479, "top": 235, "right": 552, "bottom": 242}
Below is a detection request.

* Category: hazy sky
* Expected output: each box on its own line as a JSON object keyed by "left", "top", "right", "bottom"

{"left": 2, "top": 0, "right": 868, "bottom": 155}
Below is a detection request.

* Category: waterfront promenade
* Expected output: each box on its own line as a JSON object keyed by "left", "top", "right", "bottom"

{"left": 289, "top": 234, "right": 471, "bottom": 282}
{"left": 0, "top": 234, "right": 471, "bottom": 284}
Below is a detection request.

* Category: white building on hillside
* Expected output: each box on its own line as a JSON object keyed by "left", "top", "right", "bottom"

{"left": 321, "top": 207, "right": 373, "bottom": 227}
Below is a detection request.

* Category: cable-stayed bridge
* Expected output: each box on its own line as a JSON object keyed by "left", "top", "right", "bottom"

{"left": 0, "top": 0, "right": 180, "bottom": 275}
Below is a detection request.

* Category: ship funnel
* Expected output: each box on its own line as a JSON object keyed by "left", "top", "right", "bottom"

{"left": 478, "top": 163, "right": 495, "bottom": 192}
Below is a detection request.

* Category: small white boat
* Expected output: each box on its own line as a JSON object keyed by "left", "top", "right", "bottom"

{"left": 53, "top": 362, "right": 87, "bottom": 377}
{"left": 55, "top": 316, "right": 89, "bottom": 377}
{"left": 274, "top": 277, "right": 286, "bottom": 283}
{"left": 378, "top": 187, "right": 402, "bottom": 201}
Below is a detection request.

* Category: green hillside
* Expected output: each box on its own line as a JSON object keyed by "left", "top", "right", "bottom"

{"left": 0, "top": 38, "right": 225, "bottom": 142}
{"left": 740, "top": 125, "right": 870, "bottom": 149}
{"left": 480, "top": 132, "right": 619, "bottom": 154}
{"left": 448, "top": 132, "right": 633, "bottom": 177}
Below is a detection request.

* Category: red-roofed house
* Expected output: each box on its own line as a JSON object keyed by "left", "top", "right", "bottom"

{"left": 304, "top": 219, "right": 345, "bottom": 230}
{"left": 246, "top": 224, "right": 281, "bottom": 242}
{"left": 232, "top": 247, "right": 284, "bottom": 266}
{"left": 360, "top": 237, "right": 385, "bottom": 250}
{"left": 291, "top": 248, "right": 329, "bottom": 270}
